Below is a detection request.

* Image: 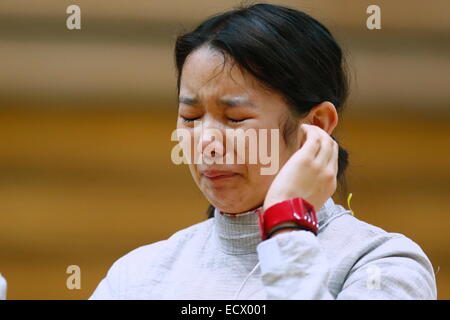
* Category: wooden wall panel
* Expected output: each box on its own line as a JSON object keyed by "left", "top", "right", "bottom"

{"left": 0, "top": 108, "right": 448, "bottom": 299}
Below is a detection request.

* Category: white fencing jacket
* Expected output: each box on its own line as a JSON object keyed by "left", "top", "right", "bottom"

{"left": 90, "top": 197, "right": 437, "bottom": 299}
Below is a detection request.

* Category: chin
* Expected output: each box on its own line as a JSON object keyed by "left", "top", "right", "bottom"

{"left": 205, "top": 194, "right": 242, "bottom": 213}
{"left": 207, "top": 197, "right": 260, "bottom": 215}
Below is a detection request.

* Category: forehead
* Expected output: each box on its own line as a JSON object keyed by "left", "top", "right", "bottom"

{"left": 180, "top": 46, "right": 263, "bottom": 97}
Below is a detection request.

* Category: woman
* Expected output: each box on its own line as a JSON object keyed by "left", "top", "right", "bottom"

{"left": 90, "top": 3, "right": 437, "bottom": 299}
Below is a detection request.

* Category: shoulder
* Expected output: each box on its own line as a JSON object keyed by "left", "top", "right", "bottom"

{"left": 320, "top": 213, "right": 428, "bottom": 259}
{"left": 115, "top": 217, "right": 213, "bottom": 269}
{"left": 320, "top": 213, "right": 437, "bottom": 299}
{"left": 91, "top": 218, "right": 213, "bottom": 298}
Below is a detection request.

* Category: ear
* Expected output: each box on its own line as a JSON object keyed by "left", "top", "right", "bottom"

{"left": 294, "top": 101, "right": 339, "bottom": 149}
{"left": 304, "top": 101, "right": 338, "bottom": 135}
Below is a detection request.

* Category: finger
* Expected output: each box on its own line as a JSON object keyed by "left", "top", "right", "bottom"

{"left": 309, "top": 124, "right": 334, "bottom": 164}
{"left": 326, "top": 140, "right": 339, "bottom": 175}
{"left": 298, "top": 124, "right": 321, "bottom": 160}
{"left": 314, "top": 136, "right": 335, "bottom": 167}
{"left": 299, "top": 123, "right": 323, "bottom": 145}
{"left": 304, "top": 124, "right": 331, "bottom": 160}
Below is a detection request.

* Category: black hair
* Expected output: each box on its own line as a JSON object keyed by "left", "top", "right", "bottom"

{"left": 174, "top": 3, "right": 350, "bottom": 218}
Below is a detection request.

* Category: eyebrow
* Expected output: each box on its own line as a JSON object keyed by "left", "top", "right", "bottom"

{"left": 178, "top": 95, "right": 256, "bottom": 108}
{"left": 219, "top": 96, "right": 256, "bottom": 108}
{"left": 178, "top": 96, "right": 198, "bottom": 105}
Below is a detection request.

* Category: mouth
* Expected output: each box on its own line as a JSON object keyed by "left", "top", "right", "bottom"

{"left": 201, "top": 170, "right": 238, "bottom": 181}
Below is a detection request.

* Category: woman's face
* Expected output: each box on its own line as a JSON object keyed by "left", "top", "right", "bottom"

{"left": 177, "top": 46, "right": 300, "bottom": 214}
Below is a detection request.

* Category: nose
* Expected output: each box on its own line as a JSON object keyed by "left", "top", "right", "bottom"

{"left": 196, "top": 120, "right": 225, "bottom": 160}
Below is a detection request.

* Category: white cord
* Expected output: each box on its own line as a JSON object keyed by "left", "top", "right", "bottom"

{"left": 233, "top": 262, "right": 260, "bottom": 300}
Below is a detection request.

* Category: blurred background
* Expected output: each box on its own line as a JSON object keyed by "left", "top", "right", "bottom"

{"left": 0, "top": 0, "right": 449, "bottom": 299}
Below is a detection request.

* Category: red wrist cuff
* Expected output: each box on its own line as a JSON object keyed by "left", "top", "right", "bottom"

{"left": 259, "top": 197, "right": 318, "bottom": 240}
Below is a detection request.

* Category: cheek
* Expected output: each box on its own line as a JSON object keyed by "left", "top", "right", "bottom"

{"left": 244, "top": 165, "right": 277, "bottom": 203}
{"left": 246, "top": 164, "right": 273, "bottom": 187}
{"left": 177, "top": 128, "right": 198, "bottom": 165}
{"left": 278, "top": 143, "right": 292, "bottom": 166}
{"left": 277, "top": 127, "right": 299, "bottom": 165}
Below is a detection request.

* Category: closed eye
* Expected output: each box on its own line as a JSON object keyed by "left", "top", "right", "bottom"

{"left": 181, "top": 116, "right": 248, "bottom": 123}
{"left": 229, "top": 118, "right": 247, "bottom": 123}
{"left": 180, "top": 116, "right": 201, "bottom": 123}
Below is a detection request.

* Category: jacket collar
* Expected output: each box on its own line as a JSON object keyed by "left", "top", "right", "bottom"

{"left": 212, "top": 197, "right": 346, "bottom": 255}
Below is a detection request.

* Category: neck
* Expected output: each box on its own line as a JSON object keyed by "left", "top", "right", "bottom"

{"left": 213, "top": 205, "right": 263, "bottom": 255}
{"left": 212, "top": 197, "right": 340, "bottom": 255}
